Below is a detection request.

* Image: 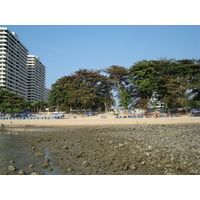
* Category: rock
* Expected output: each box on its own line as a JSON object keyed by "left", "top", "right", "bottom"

{"left": 129, "top": 164, "right": 137, "bottom": 170}
{"left": 119, "top": 143, "right": 125, "bottom": 148}
{"left": 45, "top": 158, "right": 50, "bottom": 162}
{"left": 18, "top": 170, "right": 26, "bottom": 175}
{"left": 145, "top": 152, "right": 151, "bottom": 157}
{"left": 31, "top": 147, "right": 35, "bottom": 150}
{"left": 41, "top": 162, "right": 50, "bottom": 168}
{"left": 76, "top": 172, "right": 83, "bottom": 175}
{"left": 122, "top": 165, "right": 128, "bottom": 171}
{"left": 10, "top": 160, "right": 15, "bottom": 163}
{"left": 8, "top": 165, "right": 16, "bottom": 172}
{"left": 82, "top": 161, "right": 89, "bottom": 167}
{"left": 29, "top": 164, "right": 34, "bottom": 168}
{"left": 157, "top": 164, "right": 164, "bottom": 170}
{"left": 141, "top": 161, "right": 146, "bottom": 165}
{"left": 63, "top": 145, "right": 68, "bottom": 150}
{"left": 0, "top": 172, "right": 8, "bottom": 175}
{"left": 48, "top": 167, "right": 53, "bottom": 171}
{"left": 67, "top": 167, "right": 72, "bottom": 172}
{"left": 35, "top": 151, "right": 44, "bottom": 157}
{"left": 30, "top": 172, "right": 38, "bottom": 175}
{"left": 147, "top": 146, "right": 153, "bottom": 151}
{"left": 37, "top": 171, "right": 44, "bottom": 175}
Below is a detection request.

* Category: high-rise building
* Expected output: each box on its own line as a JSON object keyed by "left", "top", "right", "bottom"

{"left": 27, "top": 55, "right": 46, "bottom": 102}
{"left": 0, "top": 27, "right": 28, "bottom": 100}
{"left": 0, "top": 27, "right": 46, "bottom": 102}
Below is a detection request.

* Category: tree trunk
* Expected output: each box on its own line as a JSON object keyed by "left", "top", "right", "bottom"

{"left": 104, "top": 100, "right": 108, "bottom": 113}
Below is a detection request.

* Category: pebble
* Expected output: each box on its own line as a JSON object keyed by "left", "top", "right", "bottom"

{"left": 8, "top": 165, "right": 16, "bottom": 172}
{"left": 67, "top": 167, "right": 72, "bottom": 172}
{"left": 147, "top": 146, "right": 154, "bottom": 151}
{"left": 145, "top": 152, "right": 151, "bottom": 157}
{"left": 141, "top": 161, "right": 146, "bottom": 165}
{"left": 82, "top": 161, "right": 89, "bottom": 167}
{"left": 41, "top": 162, "right": 50, "bottom": 168}
{"left": 129, "top": 164, "right": 137, "bottom": 170}
{"left": 29, "top": 164, "right": 34, "bottom": 168}
{"left": 30, "top": 172, "right": 38, "bottom": 175}
{"left": 63, "top": 145, "right": 68, "bottom": 150}
{"left": 18, "top": 170, "right": 26, "bottom": 175}
{"left": 45, "top": 158, "right": 50, "bottom": 162}
{"left": 119, "top": 143, "right": 125, "bottom": 148}
{"left": 35, "top": 151, "right": 44, "bottom": 157}
{"left": 48, "top": 167, "right": 53, "bottom": 171}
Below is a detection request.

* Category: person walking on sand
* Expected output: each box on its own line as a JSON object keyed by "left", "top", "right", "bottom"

{"left": 1, "top": 124, "right": 4, "bottom": 130}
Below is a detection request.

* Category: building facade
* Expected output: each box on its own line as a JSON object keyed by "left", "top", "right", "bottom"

{"left": 27, "top": 55, "right": 46, "bottom": 102}
{"left": 0, "top": 27, "right": 46, "bottom": 102}
{"left": 0, "top": 27, "right": 29, "bottom": 100}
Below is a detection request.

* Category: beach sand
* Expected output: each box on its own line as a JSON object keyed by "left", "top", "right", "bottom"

{"left": 1, "top": 114, "right": 200, "bottom": 128}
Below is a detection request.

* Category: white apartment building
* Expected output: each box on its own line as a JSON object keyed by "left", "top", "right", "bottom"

{"left": 27, "top": 55, "right": 46, "bottom": 102}
{"left": 0, "top": 27, "right": 28, "bottom": 100}
{"left": 0, "top": 27, "right": 46, "bottom": 102}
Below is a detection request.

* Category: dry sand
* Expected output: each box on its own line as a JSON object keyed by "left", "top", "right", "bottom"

{"left": 1, "top": 114, "right": 200, "bottom": 127}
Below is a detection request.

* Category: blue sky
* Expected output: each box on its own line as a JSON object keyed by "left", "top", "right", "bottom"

{"left": 2, "top": 25, "right": 200, "bottom": 89}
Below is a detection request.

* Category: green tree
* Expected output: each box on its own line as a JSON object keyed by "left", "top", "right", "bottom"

{"left": 32, "top": 101, "right": 47, "bottom": 112}
{"left": 48, "top": 69, "right": 115, "bottom": 113}
{"left": 162, "top": 59, "right": 200, "bottom": 112}
{"left": 129, "top": 59, "right": 174, "bottom": 101}
{"left": 0, "top": 88, "right": 25, "bottom": 115}
{"left": 103, "top": 65, "right": 131, "bottom": 109}
{"left": 163, "top": 75, "right": 192, "bottom": 112}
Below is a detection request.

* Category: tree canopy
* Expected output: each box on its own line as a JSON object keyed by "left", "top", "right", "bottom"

{"left": 129, "top": 58, "right": 200, "bottom": 110}
{"left": 0, "top": 88, "right": 26, "bottom": 114}
{"left": 48, "top": 69, "right": 115, "bottom": 112}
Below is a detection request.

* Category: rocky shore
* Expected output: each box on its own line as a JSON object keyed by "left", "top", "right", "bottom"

{"left": 1, "top": 124, "right": 200, "bottom": 175}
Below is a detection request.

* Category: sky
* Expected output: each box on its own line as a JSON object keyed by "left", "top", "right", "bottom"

{"left": 2, "top": 25, "right": 200, "bottom": 89}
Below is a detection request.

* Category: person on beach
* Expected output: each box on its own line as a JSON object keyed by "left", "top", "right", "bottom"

{"left": 1, "top": 124, "right": 4, "bottom": 130}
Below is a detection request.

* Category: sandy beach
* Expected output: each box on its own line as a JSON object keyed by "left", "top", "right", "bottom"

{"left": 1, "top": 114, "right": 200, "bottom": 127}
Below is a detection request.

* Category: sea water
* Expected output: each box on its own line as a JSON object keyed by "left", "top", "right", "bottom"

{"left": 0, "top": 130, "right": 61, "bottom": 175}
